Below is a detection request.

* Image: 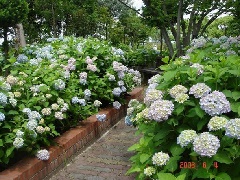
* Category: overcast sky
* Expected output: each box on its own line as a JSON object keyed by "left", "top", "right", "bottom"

{"left": 132, "top": 0, "right": 144, "bottom": 10}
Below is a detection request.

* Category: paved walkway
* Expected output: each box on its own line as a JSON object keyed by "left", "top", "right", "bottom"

{"left": 47, "top": 118, "right": 140, "bottom": 180}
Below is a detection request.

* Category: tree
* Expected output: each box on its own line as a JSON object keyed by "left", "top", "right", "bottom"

{"left": 142, "top": 0, "right": 235, "bottom": 57}
{"left": 0, "top": 0, "right": 28, "bottom": 59}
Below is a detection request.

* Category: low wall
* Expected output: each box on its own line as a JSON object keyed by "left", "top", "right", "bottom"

{"left": 0, "top": 87, "right": 144, "bottom": 180}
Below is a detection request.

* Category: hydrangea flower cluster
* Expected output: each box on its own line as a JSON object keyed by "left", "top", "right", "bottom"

{"left": 199, "top": 91, "right": 231, "bottom": 116}
{"left": 53, "top": 79, "right": 65, "bottom": 90}
{"left": 79, "top": 72, "right": 87, "bottom": 85}
{"left": 36, "top": 126, "right": 45, "bottom": 134}
{"left": 144, "top": 167, "right": 156, "bottom": 177}
{"left": 190, "top": 36, "right": 207, "bottom": 49}
{"left": 113, "top": 101, "right": 121, "bottom": 109}
{"left": 16, "top": 130, "right": 24, "bottom": 137}
{"left": 0, "top": 112, "right": 5, "bottom": 121}
{"left": 55, "top": 111, "right": 64, "bottom": 120}
{"left": 125, "top": 115, "right": 133, "bottom": 126}
{"left": 175, "top": 93, "right": 189, "bottom": 103}
{"left": 177, "top": 130, "right": 198, "bottom": 147}
{"left": 17, "top": 54, "right": 28, "bottom": 63}
{"left": 189, "top": 83, "right": 211, "bottom": 98}
{"left": 169, "top": 85, "right": 188, "bottom": 98}
{"left": 112, "top": 87, "right": 122, "bottom": 97}
{"left": 152, "top": 151, "right": 170, "bottom": 166}
{"left": 1, "top": 82, "right": 11, "bottom": 91}
{"left": 87, "top": 64, "right": 97, "bottom": 72}
{"left": 0, "top": 92, "right": 8, "bottom": 106}
{"left": 71, "top": 97, "right": 86, "bottom": 106}
{"left": 6, "top": 75, "right": 18, "bottom": 85}
{"left": 146, "top": 83, "right": 158, "bottom": 94}
{"left": 84, "top": 89, "right": 91, "bottom": 99}
{"left": 13, "top": 137, "right": 24, "bottom": 149}
{"left": 65, "top": 57, "right": 76, "bottom": 71}
{"left": 144, "top": 89, "right": 163, "bottom": 106}
{"left": 108, "top": 74, "right": 116, "bottom": 81}
{"left": 148, "top": 74, "right": 161, "bottom": 85}
{"left": 190, "top": 63, "right": 204, "bottom": 75}
{"left": 93, "top": 100, "right": 102, "bottom": 107}
{"left": 36, "top": 149, "right": 50, "bottom": 160}
{"left": 208, "top": 116, "right": 228, "bottom": 131}
{"left": 193, "top": 132, "right": 220, "bottom": 157}
{"left": 147, "top": 100, "right": 174, "bottom": 122}
{"left": 225, "top": 118, "right": 240, "bottom": 139}
{"left": 96, "top": 114, "right": 106, "bottom": 122}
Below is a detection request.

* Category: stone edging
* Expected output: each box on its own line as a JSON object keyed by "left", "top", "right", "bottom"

{"left": 0, "top": 87, "right": 144, "bottom": 180}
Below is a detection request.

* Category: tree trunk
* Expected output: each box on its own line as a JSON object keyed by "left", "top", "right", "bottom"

{"left": 2, "top": 27, "right": 9, "bottom": 60}
{"left": 161, "top": 27, "right": 174, "bottom": 58}
{"left": 15, "top": 23, "right": 26, "bottom": 48}
{"left": 52, "top": 1, "right": 57, "bottom": 38}
{"left": 176, "top": 0, "right": 183, "bottom": 57}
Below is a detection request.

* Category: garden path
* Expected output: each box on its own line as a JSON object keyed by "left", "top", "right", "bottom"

{"left": 46, "top": 118, "right": 139, "bottom": 180}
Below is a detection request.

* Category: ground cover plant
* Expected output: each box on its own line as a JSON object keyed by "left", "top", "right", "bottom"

{"left": 126, "top": 36, "right": 240, "bottom": 180}
{"left": 0, "top": 36, "right": 141, "bottom": 170}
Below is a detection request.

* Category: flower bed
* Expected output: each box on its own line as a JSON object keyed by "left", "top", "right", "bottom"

{"left": 126, "top": 36, "right": 240, "bottom": 180}
{"left": 0, "top": 87, "right": 144, "bottom": 180}
{"left": 0, "top": 37, "right": 142, "bottom": 170}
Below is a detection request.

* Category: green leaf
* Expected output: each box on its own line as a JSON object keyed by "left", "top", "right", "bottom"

{"left": 165, "top": 156, "right": 181, "bottom": 172}
{"left": 140, "top": 153, "right": 151, "bottom": 164}
{"left": 175, "top": 104, "right": 184, "bottom": 116}
{"left": 195, "top": 106, "right": 205, "bottom": 118}
{"left": 8, "top": 110, "right": 19, "bottom": 115}
{"left": 154, "top": 129, "right": 170, "bottom": 141}
{"left": 176, "top": 173, "right": 187, "bottom": 180}
{"left": 192, "top": 167, "right": 209, "bottom": 179}
{"left": 157, "top": 173, "right": 176, "bottom": 180}
{"left": 0, "top": 139, "right": 3, "bottom": 146}
{"left": 163, "top": 70, "right": 177, "bottom": 81}
{"left": 170, "top": 144, "right": 185, "bottom": 156}
{"left": 232, "top": 91, "right": 240, "bottom": 101}
{"left": 128, "top": 143, "right": 140, "bottom": 151}
{"left": 231, "top": 102, "right": 240, "bottom": 113}
{"left": 39, "top": 85, "right": 48, "bottom": 92}
{"left": 215, "top": 173, "right": 231, "bottom": 180}
{"left": 222, "top": 90, "right": 232, "bottom": 98}
{"left": 6, "top": 146, "right": 15, "bottom": 157}
{"left": 0, "top": 149, "right": 4, "bottom": 158}
{"left": 33, "top": 106, "right": 42, "bottom": 111}
{"left": 204, "top": 76, "right": 214, "bottom": 82}
{"left": 213, "top": 152, "right": 233, "bottom": 164}
{"left": 126, "top": 166, "right": 141, "bottom": 175}
{"left": 197, "top": 120, "right": 207, "bottom": 131}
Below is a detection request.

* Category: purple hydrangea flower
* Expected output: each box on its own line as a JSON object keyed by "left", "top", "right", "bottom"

{"left": 189, "top": 83, "right": 211, "bottom": 98}
{"left": 113, "top": 101, "right": 121, "bottom": 109}
{"left": 36, "top": 149, "right": 50, "bottom": 161}
{"left": 96, "top": 114, "right": 106, "bottom": 122}
{"left": 199, "top": 91, "right": 231, "bottom": 116}
{"left": 112, "top": 87, "right": 122, "bottom": 97}
{"left": 193, "top": 132, "right": 220, "bottom": 157}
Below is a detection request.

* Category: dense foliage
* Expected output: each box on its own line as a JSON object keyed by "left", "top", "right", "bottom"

{"left": 0, "top": 36, "right": 141, "bottom": 170}
{"left": 126, "top": 36, "right": 240, "bottom": 180}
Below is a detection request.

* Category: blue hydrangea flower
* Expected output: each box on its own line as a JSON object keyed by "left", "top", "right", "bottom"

{"left": 200, "top": 91, "right": 231, "bottom": 116}
{"left": 27, "top": 120, "right": 38, "bottom": 130}
{"left": 78, "top": 99, "right": 86, "bottom": 106}
{"left": 117, "top": 81, "right": 124, "bottom": 86}
{"left": 53, "top": 79, "right": 65, "bottom": 90}
{"left": 125, "top": 115, "right": 133, "bottom": 126}
{"left": 112, "top": 87, "right": 122, "bottom": 97}
{"left": 193, "top": 132, "right": 220, "bottom": 157}
{"left": 177, "top": 130, "right": 198, "bottom": 147}
{"left": 36, "top": 149, "right": 50, "bottom": 160}
{"left": 113, "top": 101, "right": 121, "bottom": 109}
{"left": 84, "top": 89, "right": 91, "bottom": 97}
{"left": 0, "top": 112, "right": 5, "bottom": 121}
{"left": 0, "top": 92, "right": 7, "bottom": 106}
{"left": 17, "top": 54, "right": 28, "bottom": 63}
{"left": 225, "top": 118, "right": 240, "bottom": 139}
{"left": 96, "top": 114, "right": 106, "bottom": 122}
{"left": 71, "top": 97, "right": 80, "bottom": 104}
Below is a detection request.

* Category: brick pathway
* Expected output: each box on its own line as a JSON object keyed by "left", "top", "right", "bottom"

{"left": 47, "top": 118, "right": 139, "bottom": 180}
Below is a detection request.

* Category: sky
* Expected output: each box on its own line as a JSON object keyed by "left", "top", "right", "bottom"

{"left": 132, "top": 0, "right": 144, "bottom": 10}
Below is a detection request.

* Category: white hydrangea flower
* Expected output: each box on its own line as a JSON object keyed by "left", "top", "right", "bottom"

{"left": 152, "top": 151, "right": 170, "bottom": 166}
{"left": 175, "top": 93, "right": 189, "bottom": 103}
{"left": 144, "top": 167, "right": 156, "bottom": 176}
{"left": 208, "top": 116, "right": 228, "bottom": 131}
{"left": 225, "top": 118, "right": 240, "bottom": 139}
{"left": 169, "top": 85, "right": 188, "bottom": 99}
{"left": 13, "top": 137, "right": 24, "bottom": 149}
{"left": 177, "top": 130, "right": 198, "bottom": 147}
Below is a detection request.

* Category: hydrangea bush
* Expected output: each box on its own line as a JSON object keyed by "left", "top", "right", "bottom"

{"left": 0, "top": 36, "right": 141, "bottom": 169}
{"left": 126, "top": 36, "right": 240, "bottom": 179}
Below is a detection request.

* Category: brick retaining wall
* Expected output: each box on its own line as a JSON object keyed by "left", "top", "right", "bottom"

{"left": 0, "top": 87, "right": 144, "bottom": 180}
